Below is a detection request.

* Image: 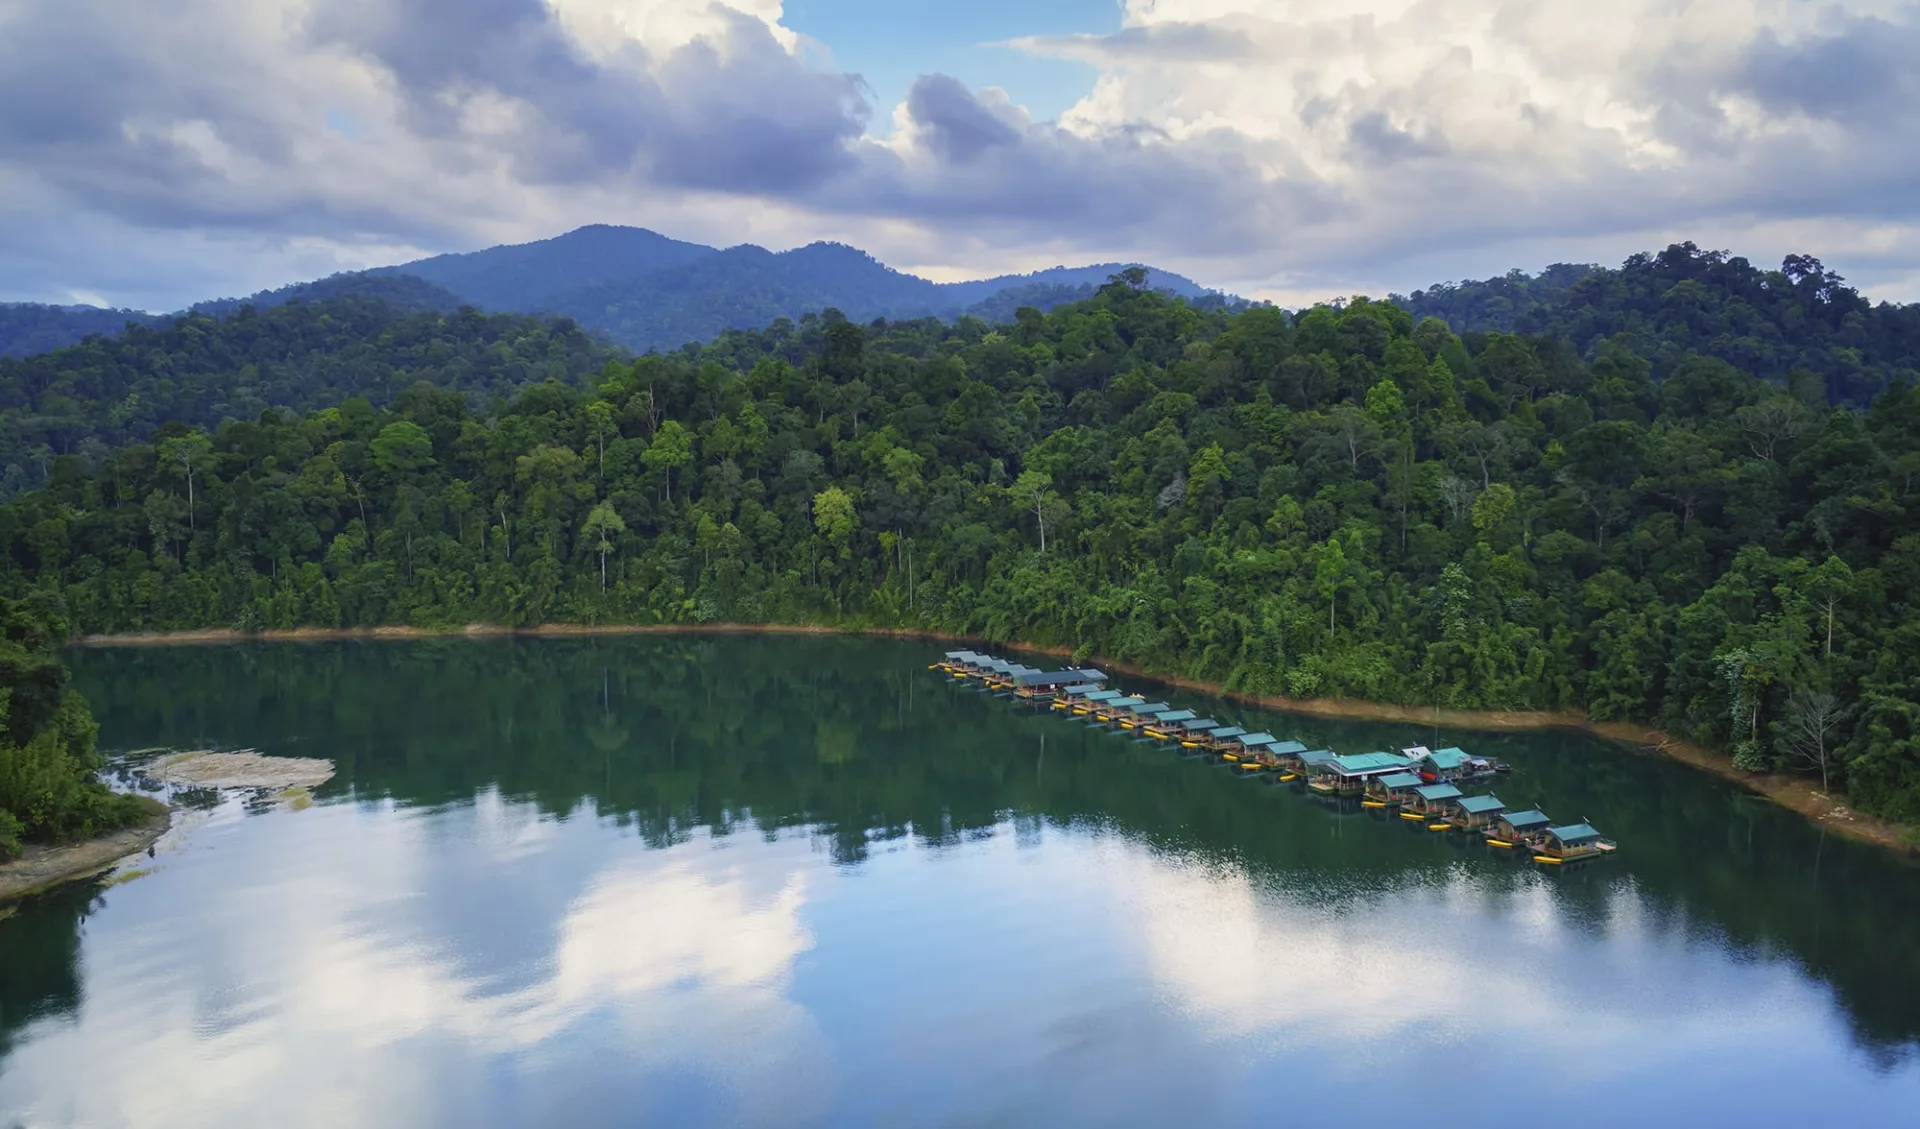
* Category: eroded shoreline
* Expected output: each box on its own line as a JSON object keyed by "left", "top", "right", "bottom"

{"left": 0, "top": 798, "right": 170, "bottom": 904}
{"left": 68, "top": 623, "right": 1918, "bottom": 856}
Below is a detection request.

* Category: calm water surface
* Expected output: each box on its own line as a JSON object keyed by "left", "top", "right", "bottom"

{"left": 3, "top": 637, "right": 1919, "bottom": 1128}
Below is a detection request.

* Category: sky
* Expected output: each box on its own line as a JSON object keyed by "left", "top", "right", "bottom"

{"left": 3, "top": 0, "right": 1919, "bottom": 312}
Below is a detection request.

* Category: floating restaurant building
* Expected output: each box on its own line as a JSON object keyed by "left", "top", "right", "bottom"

{"left": 1310, "top": 751, "right": 1415, "bottom": 796}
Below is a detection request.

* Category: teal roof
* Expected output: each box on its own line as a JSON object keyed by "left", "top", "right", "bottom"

{"left": 1423, "top": 748, "right": 1472, "bottom": 769}
{"left": 1269, "top": 740, "right": 1309, "bottom": 755}
{"left": 1330, "top": 752, "right": 1410, "bottom": 774}
{"left": 1457, "top": 795, "right": 1506, "bottom": 814}
{"left": 1127, "top": 701, "right": 1172, "bottom": 715}
{"left": 1503, "top": 810, "right": 1551, "bottom": 829}
{"left": 1182, "top": 718, "right": 1219, "bottom": 730}
{"left": 1108, "top": 698, "right": 1146, "bottom": 709}
{"left": 1377, "top": 772, "right": 1423, "bottom": 789}
{"left": 1299, "top": 749, "right": 1339, "bottom": 766}
{"left": 1084, "top": 690, "right": 1122, "bottom": 702}
{"left": 1414, "top": 784, "right": 1463, "bottom": 801}
{"left": 1066, "top": 685, "right": 1104, "bottom": 697}
{"left": 1549, "top": 823, "right": 1603, "bottom": 844}
{"left": 1208, "top": 727, "right": 1248, "bottom": 740}
{"left": 1238, "top": 732, "right": 1279, "bottom": 747}
{"left": 1153, "top": 710, "right": 1197, "bottom": 723}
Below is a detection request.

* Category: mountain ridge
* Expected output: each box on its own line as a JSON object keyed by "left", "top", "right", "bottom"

{"left": 4, "top": 225, "right": 1226, "bottom": 358}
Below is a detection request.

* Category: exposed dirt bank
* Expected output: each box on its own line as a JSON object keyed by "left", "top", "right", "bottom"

{"left": 70, "top": 623, "right": 1917, "bottom": 856}
{"left": 0, "top": 798, "right": 171, "bottom": 904}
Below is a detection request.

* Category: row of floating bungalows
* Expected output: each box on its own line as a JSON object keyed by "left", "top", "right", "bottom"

{"left": 930, "top": 652, "right": 1616, "bottom": 864}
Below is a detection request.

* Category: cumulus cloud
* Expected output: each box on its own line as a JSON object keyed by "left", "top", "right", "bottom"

{"left": 2, "top": 0, "right": 1919, "bottom": 308}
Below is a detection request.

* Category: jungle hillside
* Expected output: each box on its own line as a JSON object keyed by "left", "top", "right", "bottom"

{"left": 2, "top": 243, "right": 1920, "bottom": 845}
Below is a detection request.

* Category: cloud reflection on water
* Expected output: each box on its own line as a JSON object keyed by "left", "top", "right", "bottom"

{"left": 2, "top": 790, "right": 1917, "bottom": 1128}
{"left": 0, "top": 789, "right": 832, "bottom": 1129}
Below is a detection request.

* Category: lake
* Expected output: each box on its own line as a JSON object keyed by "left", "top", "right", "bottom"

{"left": 4, "top": 636, "right": 1919, "bottom": 1128}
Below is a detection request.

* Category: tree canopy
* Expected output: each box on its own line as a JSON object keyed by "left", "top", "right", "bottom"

{"left": 3, "top": 271, "right": 1919, "bottom": 827}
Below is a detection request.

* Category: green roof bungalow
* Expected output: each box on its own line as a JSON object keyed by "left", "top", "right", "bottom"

{"left": 1407, "top": 783, "right": 1464, "bottom": 823}
{"left": 1175, "top": 718, "right": 1220, "bottom": 748}
{"left": 1015, "top": 667, "right": 1108, "bottom": 699}
{"left": 1073, "top": 689, "right": 1123, "bottom": 715}
{"left": 1252, "top": 739, "right": 1312, "bottom": 772}
{"left": 993, "top": 663, "right": 1043, "bottom": 686}
{"left": 1282, "top": 748, "right": 1338, "bottom": 782}
{"left": 1535, "top": 823, "right": 1616, "bottom": 865}
{"left": 1094, "top": 696, "right": 1147, "bottom": 722}
{"left": 1489, "top": 809, "right": 1553, "bottom": 848}
{"left": 1202, "top": 726, "right": 1248, "bottom": 750}
{"left": 1116, "top": 701, "right": 1172, "bottom": 729}
{"left": 1452, "top": 794, "right": 1508, "bottom": 830}
{"left": 1224, "top": 733, "right": 1278, "bottom": 763}
{"left": 1364, "top": 771, "right": 1425, "bottom": 806}
{"left": 943, "top": 651, "right": 989, "bottom": 677}
{"left": 1419, "top": 746, "right": 1495, "bottom": 782}
{"left": 1311, "top": 751, "right": 1413, "bottom": 795}
{"left": 1143, "top": 710, "right": 1197, "bottom": 739}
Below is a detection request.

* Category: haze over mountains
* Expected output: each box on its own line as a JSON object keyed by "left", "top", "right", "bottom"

{"left": 0, "top": 226, "right": 1222, "bottom": 359}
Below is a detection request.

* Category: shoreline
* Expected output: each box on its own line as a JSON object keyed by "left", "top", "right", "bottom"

{"left": 0, "top": 798, "right": 171, "bottom": 904}
{"left": 69, "top": 623, "right": 1916, "bottom": 856}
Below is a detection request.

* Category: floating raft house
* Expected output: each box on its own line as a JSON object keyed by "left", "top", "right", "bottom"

{"left": 1015, "top": 667, "right": 1107, "bottom": 699}
{"left": 1488, "top": 809, "right": 1552, "bottom": 848}
{"left": 1535, "top": 822, "right": 1616, "bottom": 864}
{"left": 1311, "top": 751, "right": 1414, "bottom": 795}
{"left": 1143, "top": 710, "right": 1197, "bottom": 739}
{"left": 929, "top": 650, "right": 1613, "bottom": 862}
{"left": 1453, "top": 794, "right": 1508, "bottom": 829}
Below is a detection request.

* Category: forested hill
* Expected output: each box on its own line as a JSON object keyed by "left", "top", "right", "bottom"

{"left": 0, "top": 296, "right": 609, "bottom": 491}
{"left": 1394, "top": 243, "right": 1920, "bottom": 405}
{"left": 4, "top": 279, "right": 1919, "bottom": 827}
{"left": 404, "top": 228, "right": 1219, "bottom": 352}
{"left": 0, "top": 304, "right": 164, "bottom": 360}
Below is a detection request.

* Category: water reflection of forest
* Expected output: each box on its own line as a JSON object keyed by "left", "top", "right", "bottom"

{"left": 41, "top": 636, "right": 1920, "bottom": 1056}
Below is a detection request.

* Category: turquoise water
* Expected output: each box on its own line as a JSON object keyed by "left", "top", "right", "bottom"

{"left": 3, "top": 636, "right": 1918, "bottom": 1127}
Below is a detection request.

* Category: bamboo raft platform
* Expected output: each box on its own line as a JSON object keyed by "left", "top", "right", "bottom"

{"left": 932, "top": 651, "right": 1617, "bottom": 866}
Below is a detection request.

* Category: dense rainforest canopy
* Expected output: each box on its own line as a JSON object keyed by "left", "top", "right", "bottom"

{"left": 0, "top": 296, "right": 607, "bottom": 491}
{"left": 1396, "top": 243, "right": 1920, "bottom": 405}
{"left": 1, "top": 246, "right": 1918, "bottom": 841}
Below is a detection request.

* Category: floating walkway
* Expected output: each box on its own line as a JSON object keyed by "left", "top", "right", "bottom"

{"left": 933, "top": 651, "right": 1618, "bottom": 866}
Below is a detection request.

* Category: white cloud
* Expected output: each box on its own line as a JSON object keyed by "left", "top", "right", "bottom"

{"left": 1, "top": 0, "right": 1918, "bottom": 307}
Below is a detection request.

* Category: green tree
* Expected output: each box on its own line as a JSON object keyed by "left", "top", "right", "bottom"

{"left": 371, "top": 420, "right": 435, "bottom": 476}
{"left": 644, "top": 420, "right": 694, "bottom": 501}
{"left": 813, "top": 486, "right": 856, "bottom": 557}
{"left": 581, "top": 501, "right": 627, "bottom": 591}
